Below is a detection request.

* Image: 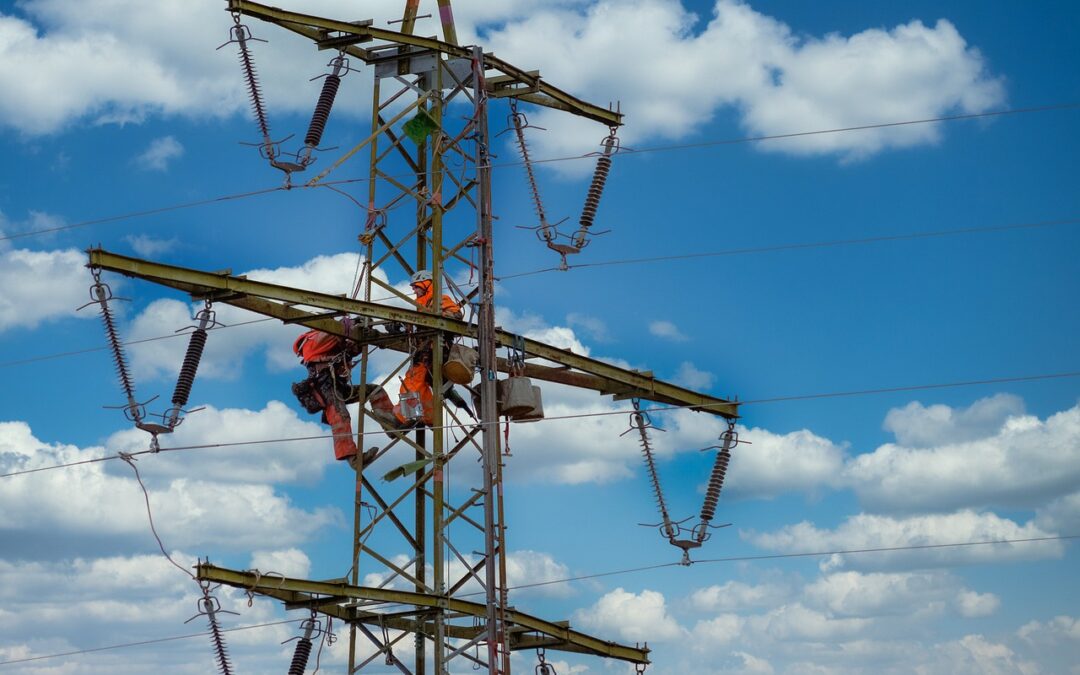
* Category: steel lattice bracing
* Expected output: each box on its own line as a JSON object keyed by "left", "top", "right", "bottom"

{"left": 88, "top": 3, "right": 736, "bottom": 673}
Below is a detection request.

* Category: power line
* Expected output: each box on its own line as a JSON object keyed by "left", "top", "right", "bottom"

{"left": 4, "top": 214, "right": 1073, "bottom": 371}
{"left": 0, "top": 317, "right": 275, "bottom": 369}
{"left": 3, "top": 103, "right": 1076, "bottom": 244}
{"left": 2, "top": 369, "right": 1076, "bottom": 480}
{"left": 3, "top": 535, "right": 1074, "bottom": 667}
{"left": 0, "top": 186, "right": 286, "bottom": 242}
{"left": 502, "top": 534, "right": 1079, "bottom": 593}
{"left": 0, "top": 289, "right": 417, "bottom": 371}
{"left": 580, "top": 102, "right": 1080, "bottom": 163}
{"left": 497, "top": 217, "right": 1080, "bottom": 280}
{"left": 0, "top": 619, "right": 302, "bottom": 668}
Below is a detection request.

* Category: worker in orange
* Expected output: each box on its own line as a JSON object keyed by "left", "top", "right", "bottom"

{"left": 394, "top": 269, "right": 464, "bottom": 426}
{"left": 292, "top": 326, "right": 362, "bottom": 462}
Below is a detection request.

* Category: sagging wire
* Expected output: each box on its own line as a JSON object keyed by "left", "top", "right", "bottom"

{"left": 117, "top": 451, "right": 237, "bottom": 674}
{"left": 311, "top": 616, "right": 336, "bottom": 674}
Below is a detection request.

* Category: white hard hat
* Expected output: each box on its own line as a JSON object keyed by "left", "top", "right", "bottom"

{"left": 410, "top": 270, "right": 432, "bottom": 284}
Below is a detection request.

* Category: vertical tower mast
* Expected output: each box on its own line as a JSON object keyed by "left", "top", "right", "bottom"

{"left": 87, "top": 1, "right": 747, "bottom": 672}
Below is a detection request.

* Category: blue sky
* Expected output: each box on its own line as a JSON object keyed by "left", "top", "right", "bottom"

{"left": 0, "top": 1, "right": 1078, "bottom": 673}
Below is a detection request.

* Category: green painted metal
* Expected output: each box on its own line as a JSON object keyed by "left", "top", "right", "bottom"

{"left": 87, "top": 248, "right": 739, "bottom": 418}
{"left": 195, "top": 563, "right": 650, "bottom": 664}
{"left": 226, "top": 0, "right": 622, "bottom": 127}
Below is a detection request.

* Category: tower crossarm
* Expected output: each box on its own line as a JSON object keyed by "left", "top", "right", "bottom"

{"left": 88, "top": 248, "right": 738, "bottom": 417}
{"left": 196, "top": 563, "right": 650, "bottom": 664}
{"left": 225, "top": 0, "right": 623, "bottom": 126}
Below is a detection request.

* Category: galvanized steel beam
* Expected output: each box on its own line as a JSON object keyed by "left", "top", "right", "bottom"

{"left": 225, "top": 0, "right": 622, "bottom": 126}
{"left": 86, "top": 248, "right": 738, "bottom": 418}
{"left": 195, "top": 563, "right": 650, "bottom": 664}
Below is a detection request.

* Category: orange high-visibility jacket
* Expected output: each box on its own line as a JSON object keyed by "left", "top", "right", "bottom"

{"left": 413, "top": 280, "right": 463, "bottom": 318}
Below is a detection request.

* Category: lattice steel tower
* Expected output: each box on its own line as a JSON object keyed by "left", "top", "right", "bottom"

{"left": 88, "top": 2, "right": 739, "bottom": 672}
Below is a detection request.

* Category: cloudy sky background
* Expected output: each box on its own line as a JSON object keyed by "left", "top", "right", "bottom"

{"left": 0, "top": 0, "right": 1078, "bottom": 673}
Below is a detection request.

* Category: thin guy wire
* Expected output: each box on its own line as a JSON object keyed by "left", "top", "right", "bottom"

{"left": 577, "top": 102, "right": 1080, "bottom": 163}
{"left": 2, "top": 370, "right": 1077, "bottom": 479}
{"left": 3, "top": 103, "right": 1076, "bottom": 243}
{"left": 0, "top": 186, "right": 285, "bottom": 242}
{"left": 0, "top": 317, "right": 275, "bottom": 369}
{"left": 118, "top": 454, "right": 195, "bottom": 580}
{"left": 497, "top": 217, "right": 1080, "bottom": 280}
{"left": 3, "top": 214, "right": 1069, "bottom": 371}
{"left": 498, "top": 534, "right": 1079, "bottom": 593}
{"left": 2, "top": 536, "right": 1073, "bottom": 668}
{"left": 0, "top": 619, "right": 302, "bottom": 667}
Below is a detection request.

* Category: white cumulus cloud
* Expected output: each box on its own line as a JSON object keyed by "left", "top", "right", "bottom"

{"left": 475, "top": 0, "right": 1004, "bottom": 164}
{"left": 882, "top": 393, "right": 1025, "bottom": 447}
{"left": 0, "top": 246, "right": 90, "bottom": 331}
{"left": 648, "top": 319, "right": 688, "bottom": 342}
{"left": 249, "top": 548, "right": 311, "bottom": 579}
{"left": 125, "top": 233, "right": 178, "bottom": 257}
{"left": 744, "top": 510, "right": 1063, "bottom": 571}
{"left": 0, "top": 419, "right": 342, "bottom": 553}
{"left": 574, "top": 587, "right": 684, "bottom": 642}
{"left": 845, "top": 400, "right": 1080, "bottom": 513}
{"left": 134, "top": 135, "right": 183, "bottom": 171}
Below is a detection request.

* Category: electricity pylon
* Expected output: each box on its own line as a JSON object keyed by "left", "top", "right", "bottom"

{"left": 88, "top": 2, "right": 738, "bottom": 672}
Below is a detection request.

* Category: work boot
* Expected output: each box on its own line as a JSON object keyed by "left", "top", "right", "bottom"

{"left": 363, "top": 384, "right": 403, "bottom": 432}
{"left": 347, "top": 446, "right": 380, "bottom": 470}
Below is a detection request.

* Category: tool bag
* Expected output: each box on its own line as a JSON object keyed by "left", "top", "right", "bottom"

{"left": 291, "top": 378, "right": 323, "bottom": 414}
{"left": 443, "top": 344, "right": 478, "bottom": 385}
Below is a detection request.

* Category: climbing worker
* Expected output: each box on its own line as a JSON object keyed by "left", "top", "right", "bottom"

{"left": 291, "top": 321, "right": 389, "bottom": 467}
{"left": 395, "top": 270, "right": 464, "bottom": 426}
